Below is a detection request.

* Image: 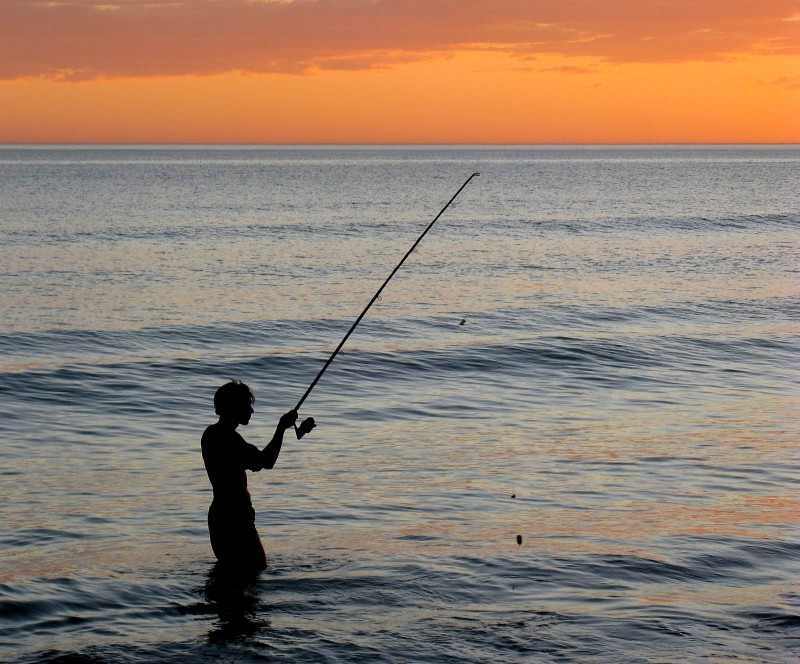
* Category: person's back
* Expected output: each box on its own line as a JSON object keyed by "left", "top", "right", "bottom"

{"left": 202, "top": 380, "right": 300, "bottom": 571}
{"left": 202, "top": 423, "right": 258, "bottom": 509}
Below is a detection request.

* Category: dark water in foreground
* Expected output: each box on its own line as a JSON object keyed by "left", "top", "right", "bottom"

{"left": 0, "top": 146, "right": 798, "bottom": 662}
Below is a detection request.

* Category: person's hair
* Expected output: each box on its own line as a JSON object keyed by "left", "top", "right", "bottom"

{"left": 214, "top": 380, "right": 255, "bottom": 416}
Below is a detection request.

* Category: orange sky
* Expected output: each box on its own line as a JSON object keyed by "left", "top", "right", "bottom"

{"left": 1, "top": 0, "right": 798, "bottom": 143}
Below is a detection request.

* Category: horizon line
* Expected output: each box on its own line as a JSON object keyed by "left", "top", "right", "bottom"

{"left": 2, "top": 142, "right": 799, "bottom": 148}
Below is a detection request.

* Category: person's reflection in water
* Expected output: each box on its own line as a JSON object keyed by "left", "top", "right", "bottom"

{"left": 202, "top": 380, "right": 301, "bottom": 571}
{"left": 203, "top": 562, "right": 268, "bottom": 644}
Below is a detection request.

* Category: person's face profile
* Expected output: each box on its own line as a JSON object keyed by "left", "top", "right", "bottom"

{"left": 236, "top": 401, "right": 254, "bottom": 425}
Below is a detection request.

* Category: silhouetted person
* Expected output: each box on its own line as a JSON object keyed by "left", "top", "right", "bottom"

{"left": 202, "top": 380, "right": 298, "bottom": 571}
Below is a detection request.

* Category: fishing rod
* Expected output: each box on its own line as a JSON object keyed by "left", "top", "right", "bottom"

{"left": 293, "top": 172, "right": 480, "bottom": 439}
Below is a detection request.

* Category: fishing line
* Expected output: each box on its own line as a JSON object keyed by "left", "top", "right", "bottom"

{"left": 292, "top": 173, "right": 480, "bottom": 438}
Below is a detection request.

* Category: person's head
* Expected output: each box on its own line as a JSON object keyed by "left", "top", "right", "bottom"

{"left": 214, "top": 380, "right": 255, "bottom": 425}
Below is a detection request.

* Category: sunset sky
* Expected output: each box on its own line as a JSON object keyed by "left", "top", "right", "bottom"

{"left": 1, "top": 0, "right": 798, "bottom": 143}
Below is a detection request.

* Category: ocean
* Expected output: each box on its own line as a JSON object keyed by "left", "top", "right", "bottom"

{"left": 0, "top": 145, "right": 797, "bottom": 662}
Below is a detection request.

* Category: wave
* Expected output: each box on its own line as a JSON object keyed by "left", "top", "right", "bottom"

{"left": 0, "top": 324, "right": 794, "bottom": 416}
{"left": 3, "top": 536, "right": 798, "bottom": 663}
{"left": 3, "top": 210, "right": 798, "bottom": 249}
{"left": 2, "top": 292, "right": 795, "bottom": 358}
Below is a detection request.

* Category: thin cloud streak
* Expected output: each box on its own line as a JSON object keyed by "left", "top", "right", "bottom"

{"left": 1, "top": 0, "right": 798, "bottom": 80}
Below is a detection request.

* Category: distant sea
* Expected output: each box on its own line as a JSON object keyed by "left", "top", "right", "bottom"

{"left": 0, "top": 145, "right": 798, "bottom": 663}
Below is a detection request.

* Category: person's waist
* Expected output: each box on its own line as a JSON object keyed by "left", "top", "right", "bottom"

{"left": 211, "top": 489, "right": 252, "bottom": 507}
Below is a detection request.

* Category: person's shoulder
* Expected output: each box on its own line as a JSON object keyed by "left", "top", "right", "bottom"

{"left": 202, "top": 424, "right": 245, "bottom": 445}
{"left": 202, "top": 423, "right": 224, "bottom": 447}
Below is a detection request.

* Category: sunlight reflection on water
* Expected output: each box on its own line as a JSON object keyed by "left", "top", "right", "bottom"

{"left": 0, "top": 146, "right": 798, "bottom": 662}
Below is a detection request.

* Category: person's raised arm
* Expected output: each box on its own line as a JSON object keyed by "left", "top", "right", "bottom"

{"left": 259, "top": 409, "right": 298, "bottom": 469}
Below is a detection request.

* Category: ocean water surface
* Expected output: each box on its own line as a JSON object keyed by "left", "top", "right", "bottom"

{"left": 0, "top": 145, "right": 798, "bottom": 662}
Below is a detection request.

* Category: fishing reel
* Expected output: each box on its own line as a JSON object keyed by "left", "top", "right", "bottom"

{"left": 294, "top": 417, "right": 316, "bottom": 439}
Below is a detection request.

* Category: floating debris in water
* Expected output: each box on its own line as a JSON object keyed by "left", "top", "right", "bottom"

{"left": 516, "top": 535, "right": 522, "bottom": 545}
{"left": 459, "top": 319, "right": 466, "bottom": 325}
